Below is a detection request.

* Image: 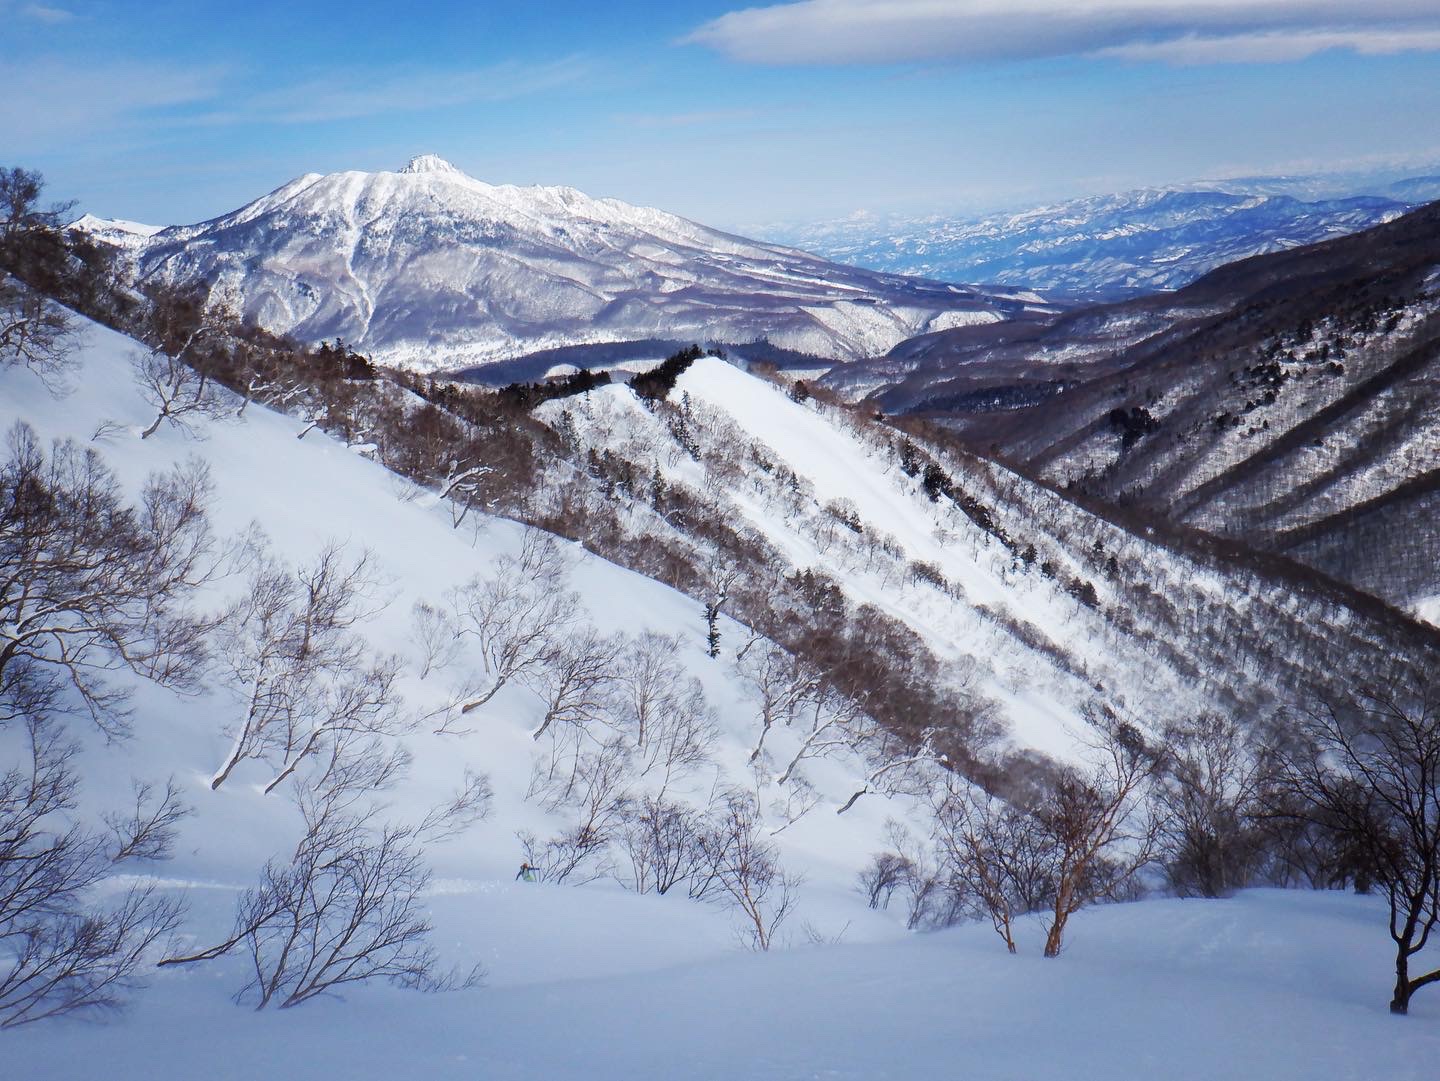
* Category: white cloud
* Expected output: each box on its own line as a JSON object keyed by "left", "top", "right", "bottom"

{"left": 1097, "top": 28, "right": 1440, "bottom": 65}
{"left": 684, "top": 1, "right": 1440, "bottom": 65}
{"left": 0, "top": 55, "right": 590, "bottom": 152}
{"left": 21, "top": 4, "right": 77, "bottom": 22}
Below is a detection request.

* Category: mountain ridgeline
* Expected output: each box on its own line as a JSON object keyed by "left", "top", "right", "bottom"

{"left": 765, "top": 182, "right": 1429, "bottom": 301}
{"left": 854, "top": 200, "right": 1440, "bottom": 616}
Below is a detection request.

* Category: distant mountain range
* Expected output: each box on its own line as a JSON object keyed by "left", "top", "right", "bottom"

{"left": 762, "top": 177, "right": 1440, "bottom": 301}
{"left": 74, "top": 155, "right": 1047, "bottom": 375}
{"left": 840, "top": 201, "right": 1440, "bottom": 615}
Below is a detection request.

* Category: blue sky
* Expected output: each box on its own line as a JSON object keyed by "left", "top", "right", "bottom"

{"left": 4, "top": 0, "right": 1440, "bottom": 230}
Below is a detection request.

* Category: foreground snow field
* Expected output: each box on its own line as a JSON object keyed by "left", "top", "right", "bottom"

{"left": 11, "top": 890, "right": 1440, "bottom": 1080}
{"left": 5, "top": 320, "right": 1438, "bottom": 1079}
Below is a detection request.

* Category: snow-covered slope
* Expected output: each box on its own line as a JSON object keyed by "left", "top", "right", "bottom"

{"left": 6, "top": 317, "right": 1439, "bottom": 1079}
{"left": 534, "top": 356, "right": 1432, "bottom": 757}
{"left": 767, "top": 187, "right": 1413, "bottom": 301}
{"left": 76, "top": 156, "right": 1042, "bottom": 374}
{"left": 0, "top": 317, "right": 954, "bottom": 1046}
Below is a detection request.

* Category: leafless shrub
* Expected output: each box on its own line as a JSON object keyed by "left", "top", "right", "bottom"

{"left": 1034, "top": 721, "right": 1159, "bottom": 957}
{"left": 210, "top": 540, "right": 403, "bottom": 794}
{"left": 736, "top": 641, "right": 820, "bottom": 765}
{"left": 1153, "top": 713, "right": 1266, "bottom": 898}
{"left": 0, "top": 168, "right": 78, "bottom": 392}
{"left": 934, "top": 781, "right": 1054, "bottom": 953}
{"left": 865, "top": 821, "right": 952, "bottom": 931}
{"left": 409, "top": 601, "right": 460, "bottom": 681}
{"left": 162, "top": 805, "right": 479, "bottom": 1009}
{"left": 857, "top": 849, "right": 913, "bottom": 911}
{"left": 0, "top": 274, "right": 75, "bottom": 392}
{"left": 699, "top": 791, "right": 801, "bottom": 950}
{"left": 135, "top": 347, "right": 227, "bottom": 440}
{"left": 613, "top": 796, "right": 708, "bottom": 895}
{"left": 522, "top": 738, "right": 632, "bottom": 884}
{"left": 523, "top": 627, "right": 621, "bottom": 742}
{"left": 416, "top": 769, "right": 493, "bottom": 844}
{"left": 612, "top": 632, "right": 717, "bottom": 791}
{"left": 767, "top": 772, "right": 820, "bottom": 833}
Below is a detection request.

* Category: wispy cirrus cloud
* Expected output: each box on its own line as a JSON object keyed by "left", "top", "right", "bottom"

{"left": 206, "top": 58, "right": 590, "bottom": 126}
{"left": 0, "top": 54, "right": 591, "bottom": 152}
{"left": 684, "top": 1, "right": 1440, "bottom": 66}
{"left": 0, "top": 58, "right": 225, "bottom": 150}
{"left": 20, "top": 3, "right": 78, "bottom": 22}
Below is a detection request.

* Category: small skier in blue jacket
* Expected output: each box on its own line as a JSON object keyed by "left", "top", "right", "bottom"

{"left": 515, "top": 861, "right": 537, "bottom": 883}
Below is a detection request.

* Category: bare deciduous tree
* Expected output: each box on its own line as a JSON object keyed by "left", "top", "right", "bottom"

{"left": 133, "top": 288, "right": 234, "bottom": 440}
{"left": 611, "top": 632, "right": 717, "bottom": 792}
{"left": 1035, "top": 722, "right": 1158, "bottom": 957}
{"left": 522, "top": 738, "right": 632, "bottom": 884}
{"left": 1267, "top": 682, "right": 1440, "bottom": 1015}
{"left": 736, "top": 641, "right": 820, "bottom": 765}
{"left": 934, "top": 781, "right": 1053, "bottom": 953}
{"left": 0, "top": 275, "right": 75, "bottom": 391}
{"left": 1154, "top": 713, "right": 1265, "bottom": 898}
{"left": 523, "top": 627, "right": 621, "bottom": 742}
{"left": 0, "top": 167, "right": 77, "bottom": 392}
{"left": 1, "top": 422, "right": 214, "bottom": 737}
{"left": 451, "top": 533, "right": 578, "bottom": 715}
{"left": 210, "top": 540, "right": 396, "bottom": 793}
{"left": 613, "top": 797, "right": 708, "bottom": 895}
{"left": 409, "top": 600, "right": 463, "bottom": 684}
{"left": 700, "top": 792, "right": 801, "bottom": 951}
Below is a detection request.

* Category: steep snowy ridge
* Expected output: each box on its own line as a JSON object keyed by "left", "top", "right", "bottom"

{"left": 534, "top": 356, "right": 1433, "bottom": 760}
{"left": 76, "top": 158, "right": 1045, "bottom": 374}
{"left": 875, "top": 200, "right": 1440, "bottom": 613}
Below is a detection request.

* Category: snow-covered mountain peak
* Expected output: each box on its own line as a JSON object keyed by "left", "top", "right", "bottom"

{"left": 399, "top": 153, "right": 464, "bottom": 176}
{"left": 81, "top": 162, "right": 1050, "bottom": 374}
{"left": 66, "top": 213, "right": 164, "bottom": 251}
